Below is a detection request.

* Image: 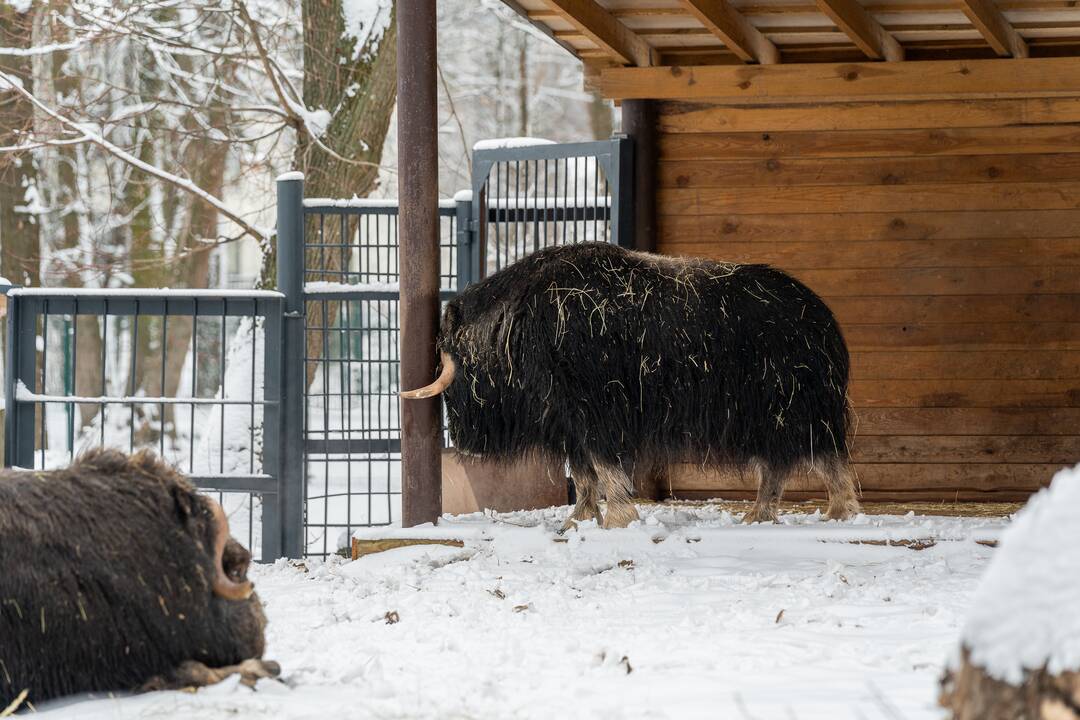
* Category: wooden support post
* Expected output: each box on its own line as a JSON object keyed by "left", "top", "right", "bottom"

{"left": 621, "top": 100, "right": 657, "bottom": 254}
{"left": 397, "top": 1, "right": 442, "bottom": 527}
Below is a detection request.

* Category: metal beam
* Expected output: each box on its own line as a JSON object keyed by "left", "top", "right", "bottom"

{"left": 679, "top": 0, "right": 780, "bottom": 64}
{"left": 815, "top": 0, "right": 905, "bottom": 61}
{"left": 541, "top": 0, "right": 656, "bottom": 67}
{"left": 396, "top": 1, "right": 443, "bottom": 528}
{"left": 958, "top": 0, "right": 1029, "bottom": 58}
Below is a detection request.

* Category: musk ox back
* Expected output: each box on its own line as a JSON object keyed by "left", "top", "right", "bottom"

{"left": 0, "top": 449, "right": 274, "bottom": 704}
{"left": 404, "top": 243, "right": 859, "bottom": 529}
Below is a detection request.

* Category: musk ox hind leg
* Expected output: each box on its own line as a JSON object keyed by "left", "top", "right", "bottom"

{"left": 596, "top": 460, "right": 639, "bottom": 529}
{"left": 141, "top": 659, "right": 282, "bottom": 692}
{"left": 821, "top": 458, "right": 861, "bottom": 521}
{"left": 742, "top": 460, "right": 786, "bottom": 524}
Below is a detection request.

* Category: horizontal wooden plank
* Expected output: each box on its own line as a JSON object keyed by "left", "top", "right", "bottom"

{"left": 853, "top": 407, "right": 1080, "bottom": 435}
{"left": 656, "top": 97, "right": 1080, "bottom": 134}
{"left": 832, "top": 296, "right": 1080, "bottom": 325}
{"left": 787, "top": 266, "right": 1080, "bottom": 296}
{"left": 662, "top": 238, "right": 1080, "bottom": 269}
{"left": 843, "top": 323, "right": 1080, "bottom": 351}
{"left": 668, "top": 462, "right": 1056, "bottom": 496}
{"left": 658, "top": 125, "right": 1080, "bottom": 160}
{"left": 659, "top": 181, "right": 1080, "bottom": 215}
{"left": 600, "top": 57, "right": 1080, "bottom": 102}
{"left": 849, "top": 379, "right": 1080, "bottom": 407}
{"left": 671, "top": 487, "right": 1039, "bottom": 502}
{"left": 658, "top": 153, "right": 1080, "bottom": 189}
{"left": 850, "top": 435, "right": 1080, "bottom": 464}
{"left": 657, "top": 209, "right": 1080, "bottom": 242}
{"left": 852, "top": 463, "right": 1058, "bottom": 491}
{"left": 851, "top": 350, "right": 1080, "bottom": 380}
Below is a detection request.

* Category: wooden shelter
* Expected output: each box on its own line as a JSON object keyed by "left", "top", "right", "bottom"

{"left": 493, "top": 0, "right": 1080, "bottom": 503}
{"left": 396, "top": 3, "right": 1080, "bottom": 524}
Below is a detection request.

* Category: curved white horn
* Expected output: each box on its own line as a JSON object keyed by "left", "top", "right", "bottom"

{"left": 400, "top": 352, "right": 456, "bottom": 399}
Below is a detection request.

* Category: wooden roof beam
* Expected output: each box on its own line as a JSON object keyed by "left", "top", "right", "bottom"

{"left": 958, "top": 0, "right": 1029, "bottom": 58}
{"left": 679, "top": 0, "right": 780, "bottom": 65}
{"left": 599, "top": 56, "right": 1080, "bottom": 102}
{"left": 540, "top": 0, "right": 656, "bottom": 67}
{"left": 814, "top": 0, "right": 904, "bottom": 61}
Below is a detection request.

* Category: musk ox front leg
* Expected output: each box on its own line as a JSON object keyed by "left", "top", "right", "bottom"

{"left": 141, "top": 659, "right": 281, "bottom": 692}
{"left": 742, "top": 460, "right": 786, "bottom": 524}
{"left": 561, "top": 467, "right": 602, "bottom": 532}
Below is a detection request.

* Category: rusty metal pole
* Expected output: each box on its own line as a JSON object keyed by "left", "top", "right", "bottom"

{"left": 397, "top": 0, "right": 442, "bottom": 527}
{"left": 621, "top": 100, "right": 658, "bottom": 253}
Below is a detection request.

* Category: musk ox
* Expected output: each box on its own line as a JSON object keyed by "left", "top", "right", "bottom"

{"left": 0, "top": 449, "right": 278, "bottom": 706}
{"left": 403, "top": 242, "right": 859, "bottom": 529}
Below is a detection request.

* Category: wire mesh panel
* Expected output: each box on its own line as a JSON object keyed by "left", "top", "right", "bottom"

{"left": 470, "top": 139, "right": 632, "bottom": 279}
{"left": 300, "top": 199, "right": 459, "bottom": 558}
{"left": 3, "top": 290, "right": 285, "bottom": 561}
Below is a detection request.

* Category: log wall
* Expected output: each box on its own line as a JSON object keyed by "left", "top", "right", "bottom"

{"left": 656, "top": 96, "right": 1080, "bottom": 502}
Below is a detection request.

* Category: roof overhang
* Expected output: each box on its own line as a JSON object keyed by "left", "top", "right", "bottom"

{"left": 506, "top": 0, "right": 1080, "bottom": 100}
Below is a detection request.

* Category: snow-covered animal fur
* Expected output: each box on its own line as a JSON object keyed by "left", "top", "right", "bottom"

{"left": 0, "top": 450, "right": 276, "bottom": 704}
{"left": 417, "top": 242, "right": 858, "bottom": 528}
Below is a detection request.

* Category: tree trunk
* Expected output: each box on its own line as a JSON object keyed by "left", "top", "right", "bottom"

{"left": 0, "top": 3, "right": 43, "bottom": 456}
{"left": 293, "top": 0, "right": 398, "bottom": 387}
{"left": 587, "top": 90, "right": 614, "bottom": 141}
{"left": 517, "top": 35, "right": 529, "bottom": 137}
{"left": 0, "top": 5, "right": 41, "bottom": 289}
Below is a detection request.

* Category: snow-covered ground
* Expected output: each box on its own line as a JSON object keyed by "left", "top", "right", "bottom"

{"left": 37, "top": 503, "right": 1008, "bottom": 720}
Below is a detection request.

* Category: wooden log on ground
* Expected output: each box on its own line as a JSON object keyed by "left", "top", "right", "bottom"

{"left": 351, "top": 537, "right": 465, "bottom": 561}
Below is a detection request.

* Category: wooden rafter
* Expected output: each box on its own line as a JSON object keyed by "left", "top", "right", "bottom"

{"left": 540, "top": 0, "right": 655, "bottom": 67}
{"left": 599, "top": 56, "right": 1080, "bottom": 101}
{"left": 815, "top": 0, "right": 905, "bottom": 61}
{"left": 679, "top": 0, "right": 780, "bottom": 65}
{"left": 958, "top": 0, "right": 1029, "bottom": 58}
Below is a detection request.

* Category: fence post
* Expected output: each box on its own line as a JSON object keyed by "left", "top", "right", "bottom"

{"left": 276, "top": 173, "right": 306, "bottom": 558}
{"left": 4, "top": 293, "right": 37, "bottom": 469}
{"left": 455, "top": 194, "right": 473, "bottom": 290}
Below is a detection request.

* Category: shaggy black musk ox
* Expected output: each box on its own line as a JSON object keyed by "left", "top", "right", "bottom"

{"left": 402, "top": 242, "right": 859, "bottom": 529}
{"left": 0, "top": 449, "right": 278, "bottom": 705}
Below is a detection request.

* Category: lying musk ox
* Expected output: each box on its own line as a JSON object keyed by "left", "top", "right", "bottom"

{"left": 0, "top": 449, "right": 277, "bottom": 705}
{"left": 402, "top": 242, "right": 859, "bottom": 529}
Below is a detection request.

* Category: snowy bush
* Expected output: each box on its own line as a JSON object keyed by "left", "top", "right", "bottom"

{"left": 941, "top": 464, "right": 1080, "bottom": 719}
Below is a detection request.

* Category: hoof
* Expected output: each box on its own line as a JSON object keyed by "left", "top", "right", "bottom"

{"left": 825, "top": 501, "right": 860, "bottom": 521}
{"left": 236, "top": 659, "right": 282, "bottom": 688}
{"left": 558, "top": 518, "right": 579, "bottom": 534}
{"left": 742, "top": 505, "right": 779, "bottom": 524}
{"left": 601, "top": 505, "right": 640, "bottom": 529}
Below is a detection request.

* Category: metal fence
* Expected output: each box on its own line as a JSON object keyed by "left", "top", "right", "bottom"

{"left": 469, "top": 139, "right": 633, "bottom": 279}
{"left": 282, "top": 189, "right": 462, "bottom": 558}
{"left": 3, "top": 289, "right": 286, "bottom": 561}
{"left": 285, "top": 138, "right": 632, "bottom": 558}
{"left": 1, "top": 137, "right": 633, "bottom": 561}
